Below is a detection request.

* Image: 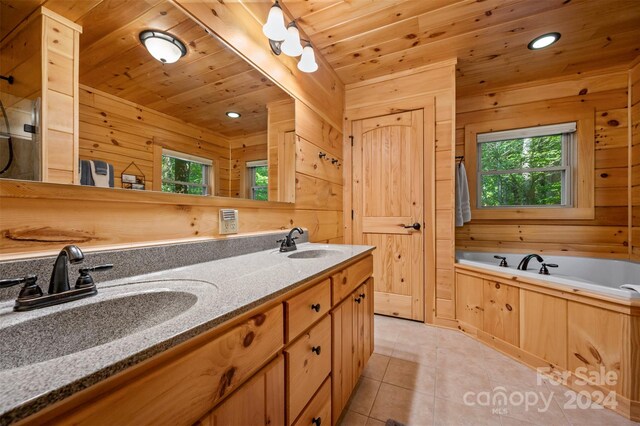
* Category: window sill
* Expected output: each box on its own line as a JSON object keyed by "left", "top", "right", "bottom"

{"left": 471, "top": 207, "right": 595, "bottom": 220}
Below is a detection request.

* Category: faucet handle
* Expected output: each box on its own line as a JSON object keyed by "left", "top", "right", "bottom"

{"left": 76, "top": 264, "right": 113, "bottom": 289}
{"left": 493, "top": 255, "right": 508, "bottom": 267}
{"left": 539, "top": 263, "right": 558, "bottom": 275}
{"left": 0, "top": 275, "right": 43, "bottom": 300}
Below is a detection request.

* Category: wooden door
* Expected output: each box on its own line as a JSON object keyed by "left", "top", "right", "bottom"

{"left": 352, "top": 110, "right": 424, "bottom": 321}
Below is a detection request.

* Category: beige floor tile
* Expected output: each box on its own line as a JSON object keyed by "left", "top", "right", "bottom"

{"left": 382, "top": 358, "right": 436, "bottom": 396}
{"left": 347, "top": 377, "right": 381, "bottom": 416}
{"left": 433, "top": 397, "right": 501, "bottom": 426}
{"left": 339, "top": 410, "right": 369, "bottom": 426}
{"left": 374, "top": 336, "right": 397, "bottom": 357}
{"left": 363, "top": 353, "right": 390, "bottom": 381}
{"left": 487, "top": 357, "right": 547, "bottom": 388}
{"left": 365, "top": 418, "right": 386, "bottom": 426}
{"left": 552, "top": 388, "right": 638, "bottom": 425}
{"left": 390, "top": 342, "right": 437, "bottom": 365}
{"left": 436, "top": 327, "right": 490, "bottom": 355}
{"left": 499, "top": 415, "right": 544, "bottom": 425}
{"left": 490, "top": 383, "right": 568, "bottom": 425}
{"left": 369, "top": 383, "right": 435, "bottom": 425}
{"left": 435, "top": 347, "right": 490, "bottom": 378}
{"left": 434, "top": 357, "right": 492, "bottom": 404}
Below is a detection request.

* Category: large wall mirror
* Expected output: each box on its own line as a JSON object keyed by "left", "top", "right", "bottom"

{"left": 0, "top": 1, "right": 296, "bottom": 202}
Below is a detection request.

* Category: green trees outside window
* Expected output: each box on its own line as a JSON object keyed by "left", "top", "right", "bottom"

{"left": 478, "top": 133, "right": 569, "bottom": 207}
{"left": 161, "top": 153, "right": 210, "bottom": 195}
{"left": 250, "top": 165, "right": 268, "bottom": 201}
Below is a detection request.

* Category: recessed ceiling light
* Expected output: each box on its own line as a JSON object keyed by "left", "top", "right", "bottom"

{"left": 139, "top": 30, "right": 187, "bottom": 63}
{"left": 226, "top": 111, "right": 241, "bottom": 119}
{"left": 527, "top": 32, "right": 561, "bottom": 50}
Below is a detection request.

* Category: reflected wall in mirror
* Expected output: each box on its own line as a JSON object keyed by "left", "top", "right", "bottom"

{"left": 0, "top": 0, "right": 296, "bottom": 202}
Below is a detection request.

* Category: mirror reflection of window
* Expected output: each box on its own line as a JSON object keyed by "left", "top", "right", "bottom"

{"left": 247, "top": 160, "right": 268, "bottom": 201}
{"left": 161, "top": 149, "right": 212, "bottom": 196}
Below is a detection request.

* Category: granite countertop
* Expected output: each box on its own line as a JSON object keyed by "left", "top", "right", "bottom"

{"left": 0, "top": 243, "right": 374, "bottom": 425}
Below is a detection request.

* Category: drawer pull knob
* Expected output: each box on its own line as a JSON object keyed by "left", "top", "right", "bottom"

{"left": 354, "top": 297, "right": 361, "bottom": 304}
{"left": 359, "top": 293, "right": 366, "bottom": 299}
{"left": 311, "top": 346, "right": 321, "bottom": 355}
{"left": 312, "top": 417, "right": 322, "bottom": 426}
{"left": 311, "top": 303, "right": 321, "bottom": 312}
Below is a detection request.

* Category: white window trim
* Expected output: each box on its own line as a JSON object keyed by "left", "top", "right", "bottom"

{"left": 162, "top": 148, "right": 212, "bottom": 166}
{"left": 463, "top": 108, "right": 595, "bottom": 221}
{"left": 476, "top": 123, "right": 576, "bottom": 209}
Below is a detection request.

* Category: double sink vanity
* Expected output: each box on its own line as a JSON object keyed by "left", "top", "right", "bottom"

{"left": 0, "top": 232, "right": 374, "bottom": 426}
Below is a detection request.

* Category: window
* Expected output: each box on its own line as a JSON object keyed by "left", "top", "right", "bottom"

{"left": 476, "top": 122, "right": 576, "bottom": 209}
{"left": 161, "top": 149, "right": 212, "bottom": 195}
{"left": 247, "top": 160, "right": 268, "bottom": 201}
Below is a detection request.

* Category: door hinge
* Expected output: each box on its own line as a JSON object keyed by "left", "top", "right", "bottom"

{"left": 351, "top": 210, "right": 354, "bottom": 220}
{"left": 349, "top": 135, "right": 354, "bottom": 146}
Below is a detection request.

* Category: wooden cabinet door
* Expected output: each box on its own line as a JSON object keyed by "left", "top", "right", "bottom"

{"left": 354, "top": 286, "right": 365, "bottom": 382}
{"left": 331, "top": 296, "right": 355, "bottom": 425}
{"left": 352, "top": 110, "right": 425, "bottom": 321}
{"left": 362, "top": 278, "right": 374, "bottom": 368}
{"left": 483, "top": 280, "right": 519, "bottom": 346}
{"left": 455, "top": 273, "right": 484, "bottom": 329}
{"left": 204, "top": 355, "right": 285, "bottom": 426}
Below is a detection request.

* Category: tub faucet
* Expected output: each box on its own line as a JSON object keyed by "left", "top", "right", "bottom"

{"left": 517, "top": 254, "right": 544, "bottom": 271}
{"left": 49, "top": 245, "right": 85, "bottom": 294}
{"left": 278, "top": 227, "right": 304, "bottom": 252}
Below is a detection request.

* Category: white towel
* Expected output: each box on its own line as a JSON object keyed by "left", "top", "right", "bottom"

{"left": 455, "top": 163, "right": 471, "bottom": 227}
{"left": 89, "top": 160, "right": 110, "bottom": 188}
{"left": 620, "top": 284, "right": 640, "bottom": 293}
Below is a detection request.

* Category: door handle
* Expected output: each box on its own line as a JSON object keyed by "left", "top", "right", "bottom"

{"left": 402, "top": 222, "right": 421, "bottom": 231}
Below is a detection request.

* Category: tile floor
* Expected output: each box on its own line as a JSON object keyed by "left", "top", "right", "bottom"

{"left": 338, "top": 315, "right": 638, "bottom": 426}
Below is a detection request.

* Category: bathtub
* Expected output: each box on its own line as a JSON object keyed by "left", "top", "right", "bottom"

{"left": 456, "top": 251, "right": 640, "bottom": 300}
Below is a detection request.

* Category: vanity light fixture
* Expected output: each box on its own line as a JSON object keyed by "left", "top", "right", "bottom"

{"left": 263, "top": 1, "right": 318, "bottom": 73}
{"left": 297, "top": 42, "right": 318, "bottom": 73}
{"left": 226, "top": 111, "right": 241, "bottom": 119}
{"left": 139, "top": 30, "right": 187, "bottom": 64}
{"left": 527, "top": 32, "right": 561, "bottom": 50}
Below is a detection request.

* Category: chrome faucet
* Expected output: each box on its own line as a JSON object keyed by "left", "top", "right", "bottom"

{"left": 278, "top": 227, "right": 304, "bottom": 252}
{"left": 517, "top": 254, "right": 544, "bottom": 271}
{"left": 49, "top": 245, "right": 85, "bottom": 294}
{"left": 0, "top": 245, "right": 112, "bottom": 311}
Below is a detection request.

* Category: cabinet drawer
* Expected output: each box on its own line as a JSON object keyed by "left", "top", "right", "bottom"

{"left": 293, "top": 377, "right": 331, "bottom": 426}
{"left": 286, "top": 279, "right": 331, "bottom": 342}
{"left": 286, "top": 315, "right": 332, "bottom": 424}
{"left": 331, "top": 255, "right": 373, "bottom": 305}
{"left": 44, "top": 305, "right": 284, "bottom": 426}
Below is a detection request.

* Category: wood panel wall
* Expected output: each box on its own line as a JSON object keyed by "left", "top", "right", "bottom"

{"left": 78, "top": 85, "right": 230, "bottom": 193}
{"left": 174, "top": 0, "right": 344, "bottom": 131}
{"left": 631, "top": 60, "right": 640, "bottom": 261}
{"left": 228, "top": 132, "right": 268, "bottom": 199}
{"left": 0, "top": 97, "right": 343, "bottom": 258}
{"left": 40, "top": 8, "right": 81, "bottom": 185}
{"left": 344, "top": 61, "right": 457, "bottom": 324}
{"left": 0, "top": 2, "right": 344, "bottom": 259}
{"left": 456, "top": 68, "right": 631, "bottom": 259}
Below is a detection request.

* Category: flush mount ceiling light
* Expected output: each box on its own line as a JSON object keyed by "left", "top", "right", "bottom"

{"left": 263, "top": 1, "right": 318, "bottom": 73}
{"left": 527, "top": 32, "right": 561, "bottom": 50}
{"left": 139, "top": 30, "right": 187, "bottom": 64}
{"left": 226, "top": 111, "right": 241, "bottom": 119}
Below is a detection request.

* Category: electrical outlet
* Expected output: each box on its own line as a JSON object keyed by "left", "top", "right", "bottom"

{"left": 219, "top": 209, "right": 238, "bottom": 235}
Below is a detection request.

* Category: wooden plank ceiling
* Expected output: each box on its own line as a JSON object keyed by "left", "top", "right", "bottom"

{"left": 284, "top": 0, "right": 640, "bottom": 95}
{"left": 1, "top": 0, "right": 291, "bottom": 137}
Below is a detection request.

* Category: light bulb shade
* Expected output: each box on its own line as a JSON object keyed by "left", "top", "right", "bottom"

{"left": 262, "top": 2, "right": 288, "bottom": 41}
{"left": 139, "top": 30, "right": 186, "bottom": 64}
{"left": 281, "top": 23, "right": 303, "bottom": 57}
{"left": 297, "top": 44, "right": 318, "bottom": 73}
